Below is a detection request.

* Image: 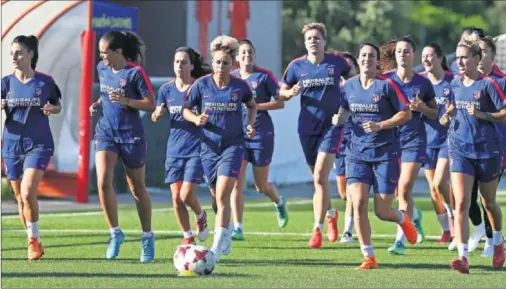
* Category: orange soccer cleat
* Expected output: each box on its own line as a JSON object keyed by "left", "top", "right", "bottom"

{"left": 27, "top": 237, "right": 44, "bottom": 261}
{"left": 308, "top": 227, "right": 323, "bottom": 248}
{"left": 327, "top": 209, "right": 339, "bottom": 243}
{"left": 356, "top": 257, "right": 378, "bottom": 270}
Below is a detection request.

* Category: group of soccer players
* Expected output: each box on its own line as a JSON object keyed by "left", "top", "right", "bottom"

{"left": 2, "top": 22, "right": 505, "bottom": 274}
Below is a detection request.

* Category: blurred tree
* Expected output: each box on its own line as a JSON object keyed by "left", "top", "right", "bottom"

{"left": 282, "top": 0, "right": 500, "bottom": 69}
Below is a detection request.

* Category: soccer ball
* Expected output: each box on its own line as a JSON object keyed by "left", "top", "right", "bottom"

{"left": 173, "top": 244, "right": 216, "bottom": 276}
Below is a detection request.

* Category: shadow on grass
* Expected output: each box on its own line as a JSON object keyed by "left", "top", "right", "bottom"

{"left": 2, "top": 272, "right": 253, "bottom": 279}
{"left": 218, "top": 258, "right": 500, "bottom": 272}
{"left": 1, "top": 235, "right": 178, "bottom": 252}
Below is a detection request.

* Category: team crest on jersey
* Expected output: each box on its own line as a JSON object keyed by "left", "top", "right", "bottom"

{"left": 34, "top": 87, "right": 42, "bottom": 96}
{"left": 443, "top": 88, "right": 450, "bottom": 96}
{"left": 473, "top": 91, "right": 481, "bottom": 100}
{"left": 250, "top": 81, "right": 257, "bottom": 89}
{"left": 372, "top": 94, "right": 381, "bottom": 103}
{"left": 328, "top": 67, "right": 334, "bottom": 76}
{"left": 119, "top": 79, "right": 127, "bottom": 87}
{"left": 231, "top": 93, "right": 238, "bottom": 102}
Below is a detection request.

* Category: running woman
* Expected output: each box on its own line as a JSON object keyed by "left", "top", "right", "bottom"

{"left": 151, "top": 47, "right": 212, "bottom": 245}
{"left": 89, "top": 31, "right": 156, "bottom": 262}
{"left": 334, "top": 42, "right": 417, "bottom": 270}
{"left": 327, "top": 51, "right": 359, "bottom": 243}
{"left": 384, "top": 36, "right": 438, "bottom": 255}
{"left": 279, "top": 23, "right": 351, "bottom": 248}
{"left": 230, "top": 39, "right": 289, "bottom": 241}
{"left": 183, "top": 35, "right": 257, "bottom": 261}
{"left": 450, "top": 27, "right": 485, "bottom": 75}
{"left": 440, "top": 34, "right": 506, "bottom": 273}
{"left": 467, "top": 35, "right": 506, "bottom": 257}
{"left": 419, "top": 42, "right": 455, "bottom": 244}
{"left": 1, "top": 35, "right": 62, "bottom": 261}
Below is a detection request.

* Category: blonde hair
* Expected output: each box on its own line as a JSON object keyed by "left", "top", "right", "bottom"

{"left": 210, "top": 35, "right": 239, "bottom": 58}
{"left": 458, "top": 33, "right": 482, "bottom": 59}
{"left": 301, "top": 22, "right": 327, "bottom": 39}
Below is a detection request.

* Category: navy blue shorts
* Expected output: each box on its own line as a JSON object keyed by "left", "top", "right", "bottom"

{"left": 202, "top": 145, "right": 244, "bottom": 188}
{"left": 299, "top": 126, "right": 343, "bottom": 166}
{"left": 1, "top": 138, "right": 53, "bottom": 180}
{"left": 346, "top": 157, "right": 399, "bottom": 194}
{"left": 244, "top": 136, "right": 274, "bottom": 167}
{"left": 333, "top": 155, "right": 346, "bottom": 177}
{"left": 424, "top": 145, "right": 449, "bottom": 170}
{"left": 449, "top": 152, "right": 501, "bottom": 183}
{"left": 95, "top": 139, "right": 147, "bottom": 169}
{"left": 165, "top": 156, "right": 204, "bottom": 184}
{"left": 400, "top": 146, "right": 427, "bottom": 164}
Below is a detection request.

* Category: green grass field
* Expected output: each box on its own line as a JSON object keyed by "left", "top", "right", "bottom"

{"left": 2, "top": 197, "right": 506, "bottom": 288}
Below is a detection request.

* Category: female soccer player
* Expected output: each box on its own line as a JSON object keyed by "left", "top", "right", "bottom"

{"left": 328, "top": 51, "right": 359, "bottom": 243}
{"left": 384, "top": 36, "right": 438, "bottom": 254}
{"left": 467, "top": 36, "right": 506, "bottom": 257}
{"left": 279, "top": 23, "right": 351, "bottom": 248}
{"left": 89, "top": 31, "right": 156, "bottom": 262}
{"left": 419, "top": 42, "right": 455, "bottom": 243}
{"left": 151, "top": 47, "right": 212, "bottom": 245}
{"left": 183, "top": 35, "right": 257, "bottom": 261}
{"left": 1, "top": 35, "right": 62, "bottom": 261}
{"left": 229, "top": 39, "right": 288, "bottom": 241}
{"left": 334, "top": 42, "right": 417, "bottom": 269}
{"left": 439, "top": 34, "right": 505, "bottom": 273}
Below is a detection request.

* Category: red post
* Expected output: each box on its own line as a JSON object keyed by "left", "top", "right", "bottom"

{"left": 76, "top": 30, "right": 96, "bottom": 203}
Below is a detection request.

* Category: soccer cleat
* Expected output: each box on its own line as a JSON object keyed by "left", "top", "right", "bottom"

{"left": 308, "top": 227, "right": 323, "bottom": 248}
{"left": 492, "top": 241, "right": 505, "bottom": 270}
{"left": 106, "top": 230, "right": 125, "bottom": 260}
{"left": 275, "top": 196, "right": 289, "bottom": 228}
{"left": 399, "top": 210, "right": 417, "bottom": 245}
{"left": 27, "top": 237, "right": 44, "bottom": 261}
{"left": 356, "top": 256, "right": 378, "bottom": 270}
{"left": 221, "top": 223, "right": 233, "bottom": 256}
{"left": 231, "top": 227, "right": 245, "bottom": 241}
{"left": 448, "top": 239, "right": 457, "bottom": 251}
{"left": 481, "top": 239, "right": 493, "bottom": 257}
{"left": 439, "top": 231, "right": 453, "bottom": 244}
{"left": 387, "top": 240, "right": 405, "bottom": 255}
{"left": 340, "top": 232, "right": 354, "bottom": 243}
{"left": 450, "top": 257, "right": 469, "bottom": 274}
{"left": 140, "top": 233, "right": 155, "bottom": 263}
{"left": 327, "top": 209, "right": 339, "bottom": 243}
{"left": 182, "top": 236, "right": 196, "bottom": 245}
{"left": 413, "top": 209, "right": 425, "bottom": 244}
{"left": 468, "top": 223, "right": 485, "bottom": 252}
{"left": 196, "top": 210, "right": 209, "bottom": 242}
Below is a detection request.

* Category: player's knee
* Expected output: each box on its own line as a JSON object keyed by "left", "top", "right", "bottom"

{"left": 97, "top": 178, "right": 114, "bottom": 194}
{"left": 430, "top": 184, "right": 439, "bottom": 200}
{"left": 374, "top": 207, "right": 391, "bottom": 221}
{"left": 480, "top": 196, "right": 497, "bottom": 212}
{"left": 313, "top": 170, "right": 328, "bottom": 186}
{"left": 255, "top": 183, "right": 270, "bottom": 194}
{"left": 130, "top": 186, "right": 148, "bottom": 201}
{"left": 172, "top": 193, "right": 184, "bottom": 207}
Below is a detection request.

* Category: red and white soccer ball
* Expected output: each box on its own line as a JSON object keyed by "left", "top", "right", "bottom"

{"left": 173, "top": 244, "right": 216, "bottom": 275}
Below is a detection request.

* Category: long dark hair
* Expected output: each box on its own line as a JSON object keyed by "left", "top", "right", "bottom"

{"left": 101, "top": 31, "right": 146, "bottom": 64}
{"left": 12, "top": 35, "right": 39, "bottom": 69}
{"left": 175, "top": 47, "right": 212, "bottom": 79}
{"left": 424, "top": 42, "right": 450, "bottom": 71}
{"left": 379, "top": 40, "right": 396, "bottom": 72}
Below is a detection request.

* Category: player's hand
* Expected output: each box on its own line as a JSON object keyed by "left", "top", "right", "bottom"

{"left": 409, "top": 96, "right": 426, "bottom": 112}
{"left": 89, "top": 101, "right": 102, "bottom": 116}
{"left": 152, "top": 103, "right": 166, "bottom": 121}
{"left": 1, "top": 99, "right": 7, "bottom": 110}
{"left": 40, "top": 103, "right": 56, "bottom": 115}
{"left": 467, "top": 103, "right": 484, "bottom": 119}
{"left": 439, "top": 113, "right": 451, "bottom": 126}
{"left": 109, "top": 92, "right": 128, "bottom": 106}
{"left": 194, "top": 107, "right": 209, "bottom": 127}
{"left": 362, "top": 120, "right": 382, "bottom": 133}
{"left": 246, "top": 124, "right": 256, "bottom": 138}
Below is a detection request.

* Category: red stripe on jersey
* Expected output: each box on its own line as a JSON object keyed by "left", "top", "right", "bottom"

{"left": 183, "top": 74, "right": 213, "bottom": 102}
{"left": 255, "top": 65, "right": 280, "bottom": 85}
{"left": 483, "top": 75, "right": 506, "bottom": 102}
{"left": 444, "top": 70, "right": 453, "bottom": 75}
{"left": 493, "top": 64, "right": 505, "bottom": 77}
{"left": 376, "top": 74, "right": 410, "bottom": 106}
{"left": 127, "top": 62, "right": 154, "bottom": 95}
{"left": 281, "top": 55, "right": 306, "bottom": 81}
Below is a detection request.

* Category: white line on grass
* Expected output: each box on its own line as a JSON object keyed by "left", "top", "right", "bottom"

{"left": 1, "top": 228, "right": 443, "bottom": 241}
{"left": 1, "top": 200, "right": 314, "bottom": 220}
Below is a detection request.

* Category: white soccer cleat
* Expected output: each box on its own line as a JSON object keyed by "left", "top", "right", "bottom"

{"left": 340, "top": 232, "right": 354, "bottom": 243}
{"left": 448, "top": 239, "right": 457, "bottom": 251}
{"left": 468, "top": 223, "right": 486, "bottom": 252}
{"left": 481, "top": 238, "right": 494, "bottom": 257}
{"left": 221, "top": 223, "right": 233, "bottom": 256}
